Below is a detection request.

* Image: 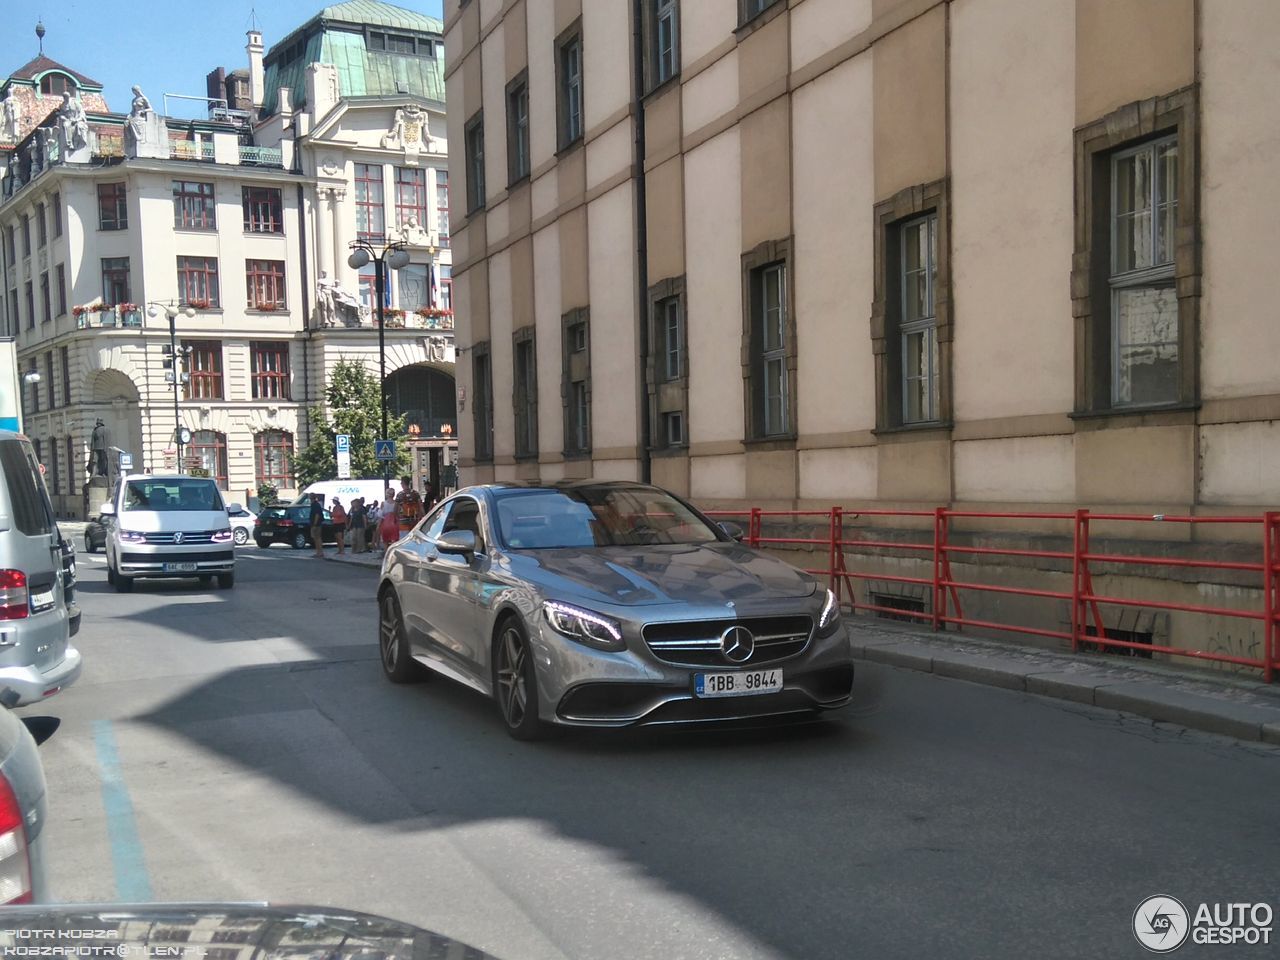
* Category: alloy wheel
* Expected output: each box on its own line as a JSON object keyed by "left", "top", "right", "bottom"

{"left": 496, "top": 625, "right": 528, "bottom": 728}
{"left": 380, "top": 593, "right": 401, "bottom": 673}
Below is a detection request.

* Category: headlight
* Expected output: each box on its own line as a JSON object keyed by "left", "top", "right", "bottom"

{"left": 543, "top": 600, "right": 625, "bottom": 652}
{"left": 816, "top": 588, "right": 842, "bottom": 637}
{"left": 212, "top": 529, "right": 233, "bottom": 543}
{"left": 119, "top": 530, "right": 146, "bottom": 544}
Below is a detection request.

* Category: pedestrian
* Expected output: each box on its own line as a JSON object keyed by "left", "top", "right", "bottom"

{"left": 396, "top": 475, "right": 423, "bottom": 533}
{"left": 350, "top": 498, "right": 367, "bottom": 554}
{"left": 379, "top": 486, "right": 399, "bottom": 552}
{"left": 364, "top": 500, "right": 379, "bottom": 552}
{"left": 422, "top": 479, "right": 436, "bottom": 513}
{"left": 330, "top": 496, "right": 347, "bottom": 555}
{"left": 309, "top": 493, "right": 325, "bottom": 558}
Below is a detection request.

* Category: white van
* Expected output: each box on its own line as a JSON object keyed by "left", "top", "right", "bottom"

{"left": 291, "top": 479, "right": 388, "bottom": 509}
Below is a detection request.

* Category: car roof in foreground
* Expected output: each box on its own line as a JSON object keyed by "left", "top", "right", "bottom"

{"left": 474, "top": 479, "right": 658, "bottom": 496}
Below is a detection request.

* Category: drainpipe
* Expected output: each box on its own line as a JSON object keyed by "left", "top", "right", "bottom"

{"left": 631, "top": 0, "right": 651, "bottom": 483}
{"left": 297, "top": 182, "right": 312, "bottom": 453}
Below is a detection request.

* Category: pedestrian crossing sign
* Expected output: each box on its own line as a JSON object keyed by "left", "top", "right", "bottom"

{"left": 375, "top": 439, "right": 397, "bottom": 461}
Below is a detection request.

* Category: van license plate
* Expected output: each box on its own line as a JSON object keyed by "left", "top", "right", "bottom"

{"left": 163, "top": 562, "right": 198, "bottom": 573}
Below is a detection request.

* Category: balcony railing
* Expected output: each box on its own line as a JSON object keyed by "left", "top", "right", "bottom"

{"left": 239, "top": 145, "right": 283, "bottom": 167}
{"left": 170, "top": 140, "right": 216, "bottom": 162}
{"left": 74, "top": 306, "right": 143, "bottom": 329}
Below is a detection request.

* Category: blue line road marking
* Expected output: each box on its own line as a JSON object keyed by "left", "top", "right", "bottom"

{"left": 91, "top": 720, "right": 154, "bottom": 901}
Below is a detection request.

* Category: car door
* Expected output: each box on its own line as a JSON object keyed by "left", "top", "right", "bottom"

{"left": 423, "top": 496, "right": 491, "bottom": 678}
{"left": 395, "top": 504, "right": 449, "bottom": 658}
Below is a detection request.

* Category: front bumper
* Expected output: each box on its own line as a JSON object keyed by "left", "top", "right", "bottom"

{"left": 0, "top": 642, "right": 82, "bottom": 707}
{"left": 117, "top": 546, "right": 235, "bottom": 577}
{"left": 533, "top": 620, "right": 855, "bottom": 728}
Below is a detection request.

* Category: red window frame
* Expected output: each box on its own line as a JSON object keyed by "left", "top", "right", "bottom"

{"left": 189, "top": 430, "right": 228, "bottom": 488}
{"left": 395, "top": 167, "right": 427, "bottom": 231}
{"left": 254, "top": 430, "right": 294, "bottom": 486}
{"left": 97, "top": 183, "right": 128, "bottom": 230}
{"left": 435, "top": 169, "right": 449, "bottom": 247}
{"left": 173, "top": 180, "right": 216, "bottom": 230}
{"left": 245, "top": 260, "right": 286, "bottom": 310}
{"left": 101, "top": 257, "right": 131, "bottom": 305}
{"left": 354, "top": 163, "right": 385, "bottom": 241}
{"left": 183, "top": 340, "right": 224, "bottom": 400}
{"left": 250, "top": 341, "right": 290, "bottom": 399}
{"left": 242, "top": 187, "right": 283, "bottom": 233}
{"left": 177, "top": 257, "right": 220, "bottom": 307}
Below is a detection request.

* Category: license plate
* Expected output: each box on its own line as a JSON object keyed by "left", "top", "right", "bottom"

{"left": 29, "top": 589, "right": 55, "bottom": 610}
{"left": 694, "top": 669, "right": 783, "bottom": 698}
{"left": 163, "top": 562, "right": 198, "bottom": 573}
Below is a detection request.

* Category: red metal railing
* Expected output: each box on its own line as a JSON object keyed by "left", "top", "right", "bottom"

{"left": 703, "top": 506, "right": 1280, "bottom": 682}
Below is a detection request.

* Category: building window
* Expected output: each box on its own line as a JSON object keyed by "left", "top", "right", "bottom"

{"left": 871, "top": 180, "right": 952, "bottom": 430}
{"left": 65, "top": 437, "right": 74, "bottom": 495}
{"left": 1109, "top": 136, "right": 1179, "bottom": 407}
{"left": 358, "top": 264, "right": 377, "bottom": 311}
{"left": 648, "top": 277, "right": 688, "bottom": 450}
{"left": 51, "top": 193, "right": 62, "bottom": 237}
{"left": 40, "top": 74, "right": 75, "bottom": 96}
{"left": 173, "top": 180, "right": 217, "bottom": 230}
{"left": 396, "top": 264, "right": 430, "bottom": 311}
{"left": 35, "top": 203, "right": 46, "bottom": 248}
{"left": 394, "top": 167, "right": 427, "bottom": 232}
{"left": 60, "top": 347, "right": 70, "bottom": 406}
{"left": 658, "top": 296, "right": 682, "bottom": 381}
{"left": 245, "top": 260, "right": 286, "bottom": 310}
{"left": 562, "top": 310, "right": 591, "bottom": 458}
{"left": 4, "top": 226, "right": 14, "bottom": 264}
{"left": 1072, "top": 89, "right": 1198, "bottom": 415}
{"left": 189, "top": 430, "right": 228, "bottom": 488}
{"left": 45, "top": 352, "right": 54, "bottom": 409}
{"left": 507, "top": 73, "right": 530, "bottom": 183}
{"left": 514, "top": 329, "right": 538, "bottom": 459}
{"left": 50, "top": 437, "right": 59, "bottom": 495}
{"left": 250, "top": 341, "right": 290, "bottom": 399}
{"left": 39, "top": 272, "right": 50, "bottom": 324}
{"left": 20, "top": 216, "right": 29, "bottom": 257}
{"left": 646, "top": 0, "right": 679, "bottom": 90}
{"left": 55, "top": 264, "right": 66, "bottom": 316}
{"left": 898, "top": 214, "right": 939, "bottom": 423}
{"left": 464, "top": 112, "right": 485, "bottom": 214}
{"left": 101, "top": 257, "right": 131, "bottom": 305}
{"left": 472, "top": 343, "right": 493, "bottom": 462}
{"left": 7, "top": 291, "right": 18, "bottom": 336}
{"left": 184, "top": 341, "right": 224, "bottom": 400}
{"left": 557, "top": 27, "right": 584, "bottom": 149}
{"left": 242, "top": 186, "right": 283, "bottom": 233}
{"left": 355, "top": 163, "right": 385, "bottom": 241}
{"left": 437, "top": 264, "right": 452, "bottom": 310}
{"left": 741, "top": 243, "right": 794, "bottom": 440}
{"left": 98, "top": 183, "right": 128, "bottom": 230}
{"left": 24, "top": 282, "right": 33, "bottom": 331}
{"left": 254, "top": 430, "right": 293, "bottom": 486}
{"left": 435, "top": 169, "right": 449, "bottom": 247}
{"left": 662, "top": 411, "right": 684, "bottom": 446}
{"left": 739, "top": 0, "right": 781, "bottom": 25}
{"left": 177, "top": 256, "right": 220, "bottom": 307}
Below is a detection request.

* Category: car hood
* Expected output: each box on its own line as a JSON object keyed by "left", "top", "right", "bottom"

{"left": 0, "top": 904, "right": 502, "bottom": 960}
{"left": 510, "top": 542, "right": 817, "bottom": 606}
{"left": 114, "top": 510, "right": 231, "bottom": 533}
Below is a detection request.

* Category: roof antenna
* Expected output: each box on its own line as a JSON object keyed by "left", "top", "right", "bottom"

{"left": 35, "top": 19, "right": 46, "bottom": 55}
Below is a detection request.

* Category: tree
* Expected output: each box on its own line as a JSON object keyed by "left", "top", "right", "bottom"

{"left": 293, "top": 358, "right": 409, "bottom": 486}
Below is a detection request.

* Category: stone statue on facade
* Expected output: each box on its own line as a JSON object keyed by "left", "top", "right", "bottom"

{"left": 380, "top": 108, "right": 406, "bottom": 149}
{"left": 316, "top": 270, "right": 361, "bottom": 327}
{"left": 124, "top": 85, "right": 167, "bottom": 159}
{"left": 0, "top": 88, "right": 20, "bottom": 143}
{"left": 57, "top": 93, "right": 90, "bottom": 159}
{"left": 381, "top": 103, "right": 426, "bottom": 162}
{"left": 88, "top": 419, "right": 111, "bottom": 478}
{"left": 125, "top": 86, "right": 151, "bottom": 143}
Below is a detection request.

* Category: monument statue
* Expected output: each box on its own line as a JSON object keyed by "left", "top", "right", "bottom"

{"left": 0, "top": 88, "right": 20, "bottom": 142}
{"left": 88, "top": 419, "right": 111, "bottom": 478}
{"left": 57, "top": 93, "right": 89, "bottom": 153}
{"left": 316, "top": 270, "right": 361, "bottom": 327}
{"left": 125, "top": 86, "right": 151, "bottom": 145}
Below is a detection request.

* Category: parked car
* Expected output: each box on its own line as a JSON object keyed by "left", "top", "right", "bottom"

{"left": 0, "top": 431, "right": 82, "bottom": 707}
{"left": 0, "top": 698, "right": 58, "bottom": 904}
{"left": 82, "top": 515, "right": 106, "bottom": 553}
{"left": 226, "top": 503, "right": 256, "bottom": 545}
{"left": 377, "top": 481, "right": 853, "bottom": 740}
{"left": 101, "top": 474, "right": 235, "bottom": 592}
{"left": 254, "top": 504, "right": 338, "bottom": 549}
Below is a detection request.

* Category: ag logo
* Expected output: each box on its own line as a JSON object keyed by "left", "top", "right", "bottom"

{"left": 1133, "top": 895, "right": 1190, "bottom": 953}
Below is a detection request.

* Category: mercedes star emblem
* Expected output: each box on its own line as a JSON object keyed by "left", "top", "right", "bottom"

{"left": 719, "top": 626, "right": 755, "bottom": 664}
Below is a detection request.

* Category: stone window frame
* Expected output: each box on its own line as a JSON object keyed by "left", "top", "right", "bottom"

{"left": 647, "top": 276, "right": 689, "bottom": 455}
{"left": 740, "top": 238, "right": 797, "bottom": 446}
{"left": 506, "top": 70, "right": 531, "bottom": 187}
{"left": 643, "top": 0, "right": 681, "bottom": 95}
{"left": 1071, "top": 86, "right": 1200, "bottom": 417}
{"left": 555, "top": 19, "right": 585, "bottom": 153}
{"left": 871, "top": 178, "right": 953, "bottom": 432}
{"left": 471, "top": 340, "right": 494, "bottom": 463}
{"left": 560, "top": 307, "right": 592, "bottom": 460}
{"left": 464, "top": 111, "right": 486, "bottom": 215}
{"left": 512, "top": 326, "right": 539, "bottom": 461}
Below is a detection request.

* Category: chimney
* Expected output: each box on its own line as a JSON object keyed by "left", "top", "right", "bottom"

{"left": 246, "top": 30, "right": 265, "bottom": 109}
{"left": 206, "top": 67, "right": 226, "bottom": 107}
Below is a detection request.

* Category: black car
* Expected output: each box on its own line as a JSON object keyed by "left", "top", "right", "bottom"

{"left": 83, "top": 515, "right": 107, "bottom": 552}
{"left": 255, "top": 504, "right": 338, "bottom": 549}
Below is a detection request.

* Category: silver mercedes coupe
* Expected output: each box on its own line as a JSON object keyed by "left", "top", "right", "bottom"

{"left": 377, "top": 481, "right": 854, "bottom": 739}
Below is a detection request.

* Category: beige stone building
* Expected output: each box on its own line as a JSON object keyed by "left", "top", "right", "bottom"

{"left": 445, "top": 0, "right": 1279, "bottom": 518}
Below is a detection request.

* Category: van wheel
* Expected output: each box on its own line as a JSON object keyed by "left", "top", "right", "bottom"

{"left": 292, "top": 531, "right": 308, "bottom": 550}
{"left": 106, "top": 562, "right": 116, "bottom": 585}
{"left": 115, "top": 572, "right": 134, "bottom": 593}
{"left": 217, "top": 573, "right": 235, "bottom": 589}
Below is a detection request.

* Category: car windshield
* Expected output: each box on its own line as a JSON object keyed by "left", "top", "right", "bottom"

{"left": 493, "top": 486, "right": 721, "bottom": 549}
{"left": 122, "top": 478, "right": 223, "bottom": 512}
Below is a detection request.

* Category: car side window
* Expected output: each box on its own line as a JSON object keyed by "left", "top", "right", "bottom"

{"left": 420, "top": 505, "right": 449, "bottom": 543}
{"left": 0, "top": 439, "right": 56, "bottom": 537}
{"left": 441, "top": 497, "right": 485, "bottom": 554}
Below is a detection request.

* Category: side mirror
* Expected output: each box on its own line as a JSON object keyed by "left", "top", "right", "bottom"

{"left": 718, "top": 521, "right": 745, "bottom": 542}
{"left": 436, "top": 529, "right": 477, "bottom": 559}
{"left": 99, "top": 502, "right": 116, "bottom": 516}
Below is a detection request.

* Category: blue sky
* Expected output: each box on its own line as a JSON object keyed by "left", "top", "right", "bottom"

{"left": 2, "top": 0, "right": 444, "bottom": 119}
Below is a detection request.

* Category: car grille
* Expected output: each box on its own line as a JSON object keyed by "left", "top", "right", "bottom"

{"left": 642, "top": 615, "right": 813, "bottom": 667}
{"left": 120, "top": 550, "right": 234, "bottom": 564}
{"left": 142, "top": 531, "right": 217, "bottom": 544}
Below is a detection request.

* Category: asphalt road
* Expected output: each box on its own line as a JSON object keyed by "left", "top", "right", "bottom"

{"left": 22, "top": 547, "right": 1280, "bottom": 960}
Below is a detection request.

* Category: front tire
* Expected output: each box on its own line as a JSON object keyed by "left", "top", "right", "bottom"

{"left": 255, "top": 537, "right": 271, "bottom": 549}
{"left": 114, "top": 569, "right": 133, "bottom": 593}
{"left": 233, "top": 527, "right": 248, "bottom": 545}
{"left": 379, "top": 591, "right": 425, "bottom": 683}
{"left": 494, "top": 618, "right": 546, "bottom": 741}
{"left": 106, "top": 559, "right": 116, "bottom": 585}
{"left": 292, "top": 531, "right": 308, "bottom": 550}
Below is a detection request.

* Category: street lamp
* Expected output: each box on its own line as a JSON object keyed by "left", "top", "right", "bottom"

{"left": 347, "top": 238, "right": 410, "bottom": 484}
{"left": 147, "top": 301, "right": 196, "bottom": 473}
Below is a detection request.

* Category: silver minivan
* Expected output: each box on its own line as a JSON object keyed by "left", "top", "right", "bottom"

{"left": 0, "top": 432, "right": 82, "bottom": 707}
{"left": 101, "top": 474, "right": 236, "bottom": 591}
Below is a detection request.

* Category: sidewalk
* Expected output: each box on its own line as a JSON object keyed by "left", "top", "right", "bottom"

{"left": 849, "top": 619, "right": 1280, "bottom": 745}
{"left": 321, "top": 548, "right": 383, "bottom": 569}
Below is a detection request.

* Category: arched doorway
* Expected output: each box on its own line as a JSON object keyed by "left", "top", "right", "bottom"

{"left": 86, "top": 369, "right": 144, "bottom": 477}
{"left": 387, "top": 364, "right": 456, "bottom": 496}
